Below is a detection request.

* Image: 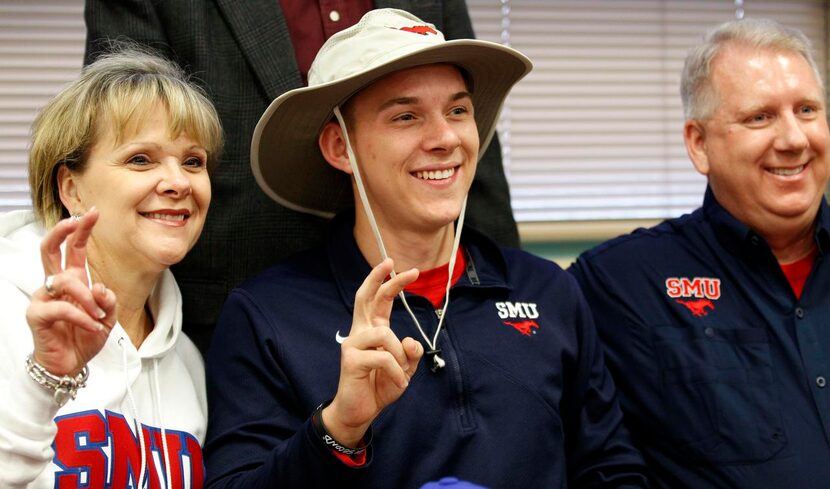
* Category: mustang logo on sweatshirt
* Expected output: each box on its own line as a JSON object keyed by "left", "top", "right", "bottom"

{"left": 495, "top": 302, "right": 541, "bottom": 336}
{"left": 502, "top": 319, "right": 540, "bottom": 336}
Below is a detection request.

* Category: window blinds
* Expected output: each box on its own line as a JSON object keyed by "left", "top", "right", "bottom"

{"left": 0, "top": 1, "right": 826, "bottom": 226}
{"left": 0, "top": 1, "right": 85, "bottom": 212}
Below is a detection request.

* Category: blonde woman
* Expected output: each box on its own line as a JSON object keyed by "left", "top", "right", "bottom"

{"left": 0, "top": 46, "right": 222, "bottom": 488}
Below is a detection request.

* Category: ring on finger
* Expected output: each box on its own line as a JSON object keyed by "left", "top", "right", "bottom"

{"left": 44, "top": 275, "right": 59, "bottom": 298}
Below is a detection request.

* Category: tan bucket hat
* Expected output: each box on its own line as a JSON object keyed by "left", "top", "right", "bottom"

{"left": 251, "top": 8, "right": 532, "bottom": 218}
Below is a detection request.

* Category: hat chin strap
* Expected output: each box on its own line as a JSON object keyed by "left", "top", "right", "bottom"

{"left": 333, "top": 105, "right": 468, "bottom": 373}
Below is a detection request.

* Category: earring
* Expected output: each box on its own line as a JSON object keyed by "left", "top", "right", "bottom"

{"left": 71, "top": 212, "right": 83, "bottom": 222}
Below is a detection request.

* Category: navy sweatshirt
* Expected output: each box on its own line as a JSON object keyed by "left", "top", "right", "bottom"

{"left": 205, "top": 214, "right": 649, "bottom": 489}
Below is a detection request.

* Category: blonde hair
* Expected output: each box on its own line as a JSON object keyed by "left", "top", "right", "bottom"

{"left": 681, "top": 18, "right": 823, "bottom": 120}
{"left": 29, "top": 44, "right": 224, "bottom": 226}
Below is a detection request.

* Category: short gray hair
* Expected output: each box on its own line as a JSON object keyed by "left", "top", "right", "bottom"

{"left": 680, "top": 18, "right": 823, "bottom": 120}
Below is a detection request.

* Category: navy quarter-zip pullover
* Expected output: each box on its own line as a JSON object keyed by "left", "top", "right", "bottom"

{"left": 570, "top": 188, "right": 830, "bottom": 489}
{"left": 204, "top": 213, "right": 648, "bottom": 489}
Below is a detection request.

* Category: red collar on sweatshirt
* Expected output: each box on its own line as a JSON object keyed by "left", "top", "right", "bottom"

{"left": 404, "top": 247, "right": 467, "bottom": 309}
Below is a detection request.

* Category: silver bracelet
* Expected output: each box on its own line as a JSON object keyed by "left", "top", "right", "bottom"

{"left": 25, "top": 354, "right": 89, "bottom": 407}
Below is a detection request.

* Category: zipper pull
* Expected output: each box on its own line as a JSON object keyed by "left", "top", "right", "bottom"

{"left": 434, "top": 309, "right": 443, "bottom": 319}
{"left": 426, "top": 349, "right": 445, "bottom": 372}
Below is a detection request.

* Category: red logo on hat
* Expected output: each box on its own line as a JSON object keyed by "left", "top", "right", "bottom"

{"left": 399, "top": 25, "right": 437, "bottom": 36}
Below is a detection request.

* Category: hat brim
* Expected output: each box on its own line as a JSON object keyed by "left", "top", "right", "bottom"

{"left": 251, "top": 39, "right": 532, "bottom": 218}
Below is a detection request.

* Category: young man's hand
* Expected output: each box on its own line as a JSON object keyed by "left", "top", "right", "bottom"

{"left": 323, "top": 258, "right": 423, "bottom": 447}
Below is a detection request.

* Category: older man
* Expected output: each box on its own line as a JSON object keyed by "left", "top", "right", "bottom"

{"left": 204, "top": 9, "right": 648, "bottom": 489}
{"left": 570, "top": 19, "right": 830, "bottom": 489}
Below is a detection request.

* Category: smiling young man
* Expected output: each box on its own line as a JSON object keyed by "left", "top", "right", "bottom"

{"left": 570, "top": 19, "right": 830, "bottom": 489}
{"left": 203, "top": 9, "right": 648, "bottom": 489}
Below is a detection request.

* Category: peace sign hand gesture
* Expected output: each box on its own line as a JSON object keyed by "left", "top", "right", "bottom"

{"left": 322, "top": 258, "right": 424, "bottom": 448}
{"left": 25, "top": 208, "right": 117, "bottom": 377}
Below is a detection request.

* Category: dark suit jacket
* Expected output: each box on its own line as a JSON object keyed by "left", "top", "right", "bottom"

{"left": 84, "top": 0, "right": 519, "bottom": 353}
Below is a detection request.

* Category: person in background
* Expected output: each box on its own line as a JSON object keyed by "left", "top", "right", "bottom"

{"left": 84, "top": 0, "right": 520, "bottom": 355}
{"left": 205, "top": 9, "right": 649, "bottom": 489}
{"left": 0, "top": 46, "right": 222, "bottom": 488}
{"left": 570, "top": 18, "right": 830, "bottom": 489}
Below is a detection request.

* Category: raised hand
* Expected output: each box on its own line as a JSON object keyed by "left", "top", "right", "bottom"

{"left": 25, "top": 208, "right": 117, "bottom": 377}
{"left": 322, "top": 258, "right": 424, "bottom": 447}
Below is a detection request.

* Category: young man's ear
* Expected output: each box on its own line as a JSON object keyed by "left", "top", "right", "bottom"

{"left": 684, "top": 119, "right": 710, "bottom": 176}
{"left": 319, "top": 121, "right": 353, "bottom": 175}
{"left": 57, "top": 165, "right": 84, "bottom": 214}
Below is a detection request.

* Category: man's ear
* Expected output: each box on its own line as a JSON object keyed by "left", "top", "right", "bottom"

{"left": 319, "top": 121, "right": 353, "bottom": 175}
{"left": 684, "top": 119, "right": 710, "bottom": 176}
{"left": 57, "top": 165, "right": 83, "bottom": 214}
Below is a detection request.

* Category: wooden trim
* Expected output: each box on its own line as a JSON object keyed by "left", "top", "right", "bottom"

{"left": 519, "top": 219, "right": 662, "bottom": 243}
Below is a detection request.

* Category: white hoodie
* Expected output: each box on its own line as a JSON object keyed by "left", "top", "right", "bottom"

{"left": 0, "top": 210, "right": 207, "bottom": 489}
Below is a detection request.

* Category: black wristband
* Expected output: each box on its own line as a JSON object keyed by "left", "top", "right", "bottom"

{"left": 312, "top": 400, "right": 371, "bottom": 456}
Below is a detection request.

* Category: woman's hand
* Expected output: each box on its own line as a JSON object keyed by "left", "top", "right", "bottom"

{"left": 25, "top": 208, "right": 117, "bottom": 376}
{"left": 322, "top": 258, "right": 424, "bottom": 447}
